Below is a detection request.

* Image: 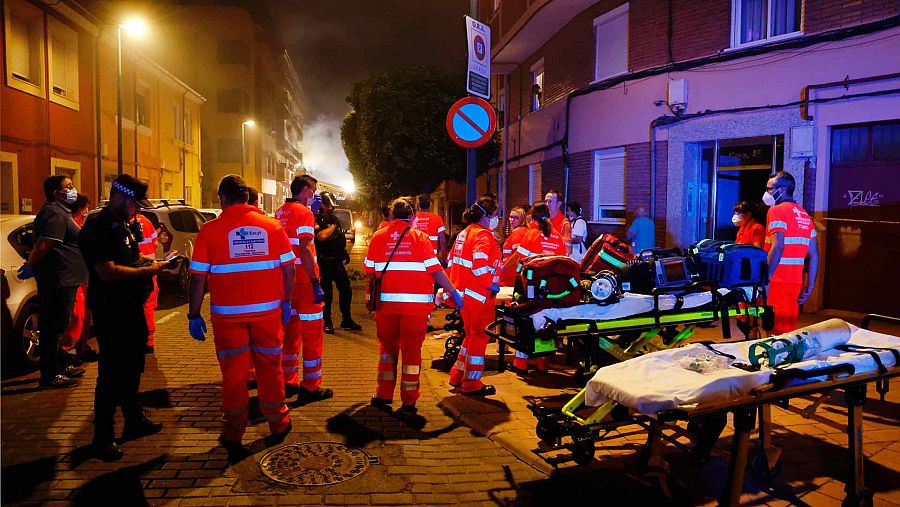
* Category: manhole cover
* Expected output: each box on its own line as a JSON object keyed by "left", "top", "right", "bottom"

{"left": 260, "top": 442, "right": 371, "bottom": 486}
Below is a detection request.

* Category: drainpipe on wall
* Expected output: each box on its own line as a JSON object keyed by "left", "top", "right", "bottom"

{"left": 649, "top": 123, "right": 656, "bottom": 221}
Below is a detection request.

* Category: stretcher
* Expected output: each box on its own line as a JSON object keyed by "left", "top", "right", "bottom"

{"left": 485, "top": 282, "right": 769, "bottom": 383}
{"left": 530, "top": 314, "right": 899, "bottom": 506}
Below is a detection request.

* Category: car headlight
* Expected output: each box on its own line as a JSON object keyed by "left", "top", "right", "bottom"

{"left": 354, "top": 220, "right": 362, "bottom": 230}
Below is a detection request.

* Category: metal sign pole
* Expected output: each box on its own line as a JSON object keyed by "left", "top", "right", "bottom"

{"left": 466, "top": 0, "right": 478, "bottom": 206}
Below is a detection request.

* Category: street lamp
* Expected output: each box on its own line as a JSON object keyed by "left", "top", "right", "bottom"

{"left": 117, "top": 17, "right": 148, "bottom": 176}
{"left": 241, "top": 120, "right": 255, "bottom": 178}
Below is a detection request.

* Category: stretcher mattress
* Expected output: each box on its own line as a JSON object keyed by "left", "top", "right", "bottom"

{"left": 585, "top": 321, "right": 899, "bottom": 416}
{"left": 528, "top": 288, "right": 752, "bottom": 330}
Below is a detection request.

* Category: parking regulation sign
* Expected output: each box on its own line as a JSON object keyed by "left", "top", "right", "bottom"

{"left": 466, "top": 15, "right": 490, "bottom": 99}
{"left": 446, "top": 96, "right": 497, "bottom": 148}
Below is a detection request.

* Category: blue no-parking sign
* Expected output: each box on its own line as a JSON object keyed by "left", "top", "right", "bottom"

{"left": 446, "top": 97, "right": 497, "bottom": 149}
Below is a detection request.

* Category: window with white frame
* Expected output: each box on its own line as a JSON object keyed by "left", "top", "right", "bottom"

{"left": 184, "top": 110, "right": 193, "bottom": 144}
{"left": 4, "top": 0, "right": 45, "bottom": 96}
{"left": 48, "top": 17, "right": 79, "bottom": 108}
{"left": 172, "top": 105, "right": 183, "bottom": 141}
{"left": 496, "top": 81, "right": 506, "bottom": 127}
{"left": 731, "top": 0, "right": 801, "bottom": 47}
{"left": 593, "top": 3, "right": 629, "bottom": 82}
{"left": 592, "top": 147, "right": 626, "bottom": 223}
{"left": 136, "top": 91, "right": 149, "bottom": 126}
{"left": 528, "top": 164, "right": 542, "bottom": 202}
{"left": 530, "top": 59, "right": 544, "bottom": 112}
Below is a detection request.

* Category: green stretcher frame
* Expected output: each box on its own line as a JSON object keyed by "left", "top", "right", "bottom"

{"left": 488, "top": 304, "right": 765, "bottom": 372}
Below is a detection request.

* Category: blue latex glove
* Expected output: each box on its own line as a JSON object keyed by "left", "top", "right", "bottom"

{"left": 17, "top": 264, "right": 35, "bottom": 280}
{"left": 488, "top": 283, "right": 500, "bottom": 294}
{"left": 451, "top": 291, "right": 464, "bottom": 310}
{"left": 281, "top": 301, "right": 292, "bottom": 324}
{"left": 310, "top": 194, "right": 323, "bottom": 214}
{"left": 312, "top": 281, "right": 325, "bottom": 305}
{"left": 188, "top": 315, "right": 207, "bottom": 341}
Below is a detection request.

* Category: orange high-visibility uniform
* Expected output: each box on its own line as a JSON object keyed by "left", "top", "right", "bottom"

{"left": 499, "top": 226, "right": 529, "bottom": 287}
{"left": 378, "top": 220, "right": 390, "bottom": 229}
{"left": 189, "top": 204, "right": 294, "bottom": 441}
{"left": 364, "top": 221, "right": 443, "bottom": 405}
{"left": 550, "top": 213, "right": 572, "bottom": 250}
{"left": 510, "top": 228, "right": 566, "bottom": 371}
{"left": 275, "top": 199, "right": 325, "bottom": 391}
{"left": 765, "top": 202, "right": 816, "bottom": 335}
{"left": 445, "top": 223, "right": 501, "bottom": 392}
{"left": 412, "top": 211, "right": 446, "bottom": 255}
{"left": 136, "top": 214, "right": 159, "bottom": 348}
{"left": 735, "top": 218, "right": 766, "bottom": 330}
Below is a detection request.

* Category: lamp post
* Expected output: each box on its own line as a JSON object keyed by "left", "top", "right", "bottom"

{"left": 116, "top": 18, "right": 148, "bottom": 176}
{"left": 241, "top": 120, "right": 255, "bottom": 179}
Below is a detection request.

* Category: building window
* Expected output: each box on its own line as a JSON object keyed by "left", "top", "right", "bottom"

{"left": 4, "top": 0, "right": 45, "bottom": 97}
{"left": 48, "top": 17, "right": 79, "bottom": 108}
{"left": 831, "top": 121, "right": 900, "bottom": 165}
{"left": 593, "top": 4, "right": 629, "bottom": 82}
{"left": 592, "top": 147, "right": 626, "bottom": 224}
{"left": 184, "top": 110, "right": 193, "bottom": 145}
{"left": 528, "top": 164, "right": 542, "bottom": 202}
{"left": 530, "top": 59, "right": 544, "bottom": 112}
{"left": 731, "top": 0, "right": 801, "bottom": 48}
{"left": 217, "top": 138, "right": 242, "bottom": 163}
{"left": 172, "top": 105, "right": 182, "bottom": 141}
{"left": 218, "top": 89, "right": 243, "bottom": 113}
{"left": 52, "top": 157, "right": 81, "bottom": 190}
{"left": 217, "top": 39, "right": 249, "bottom": 65}
{"left": 135, "top": 92, "right": 149, "bottom": 126}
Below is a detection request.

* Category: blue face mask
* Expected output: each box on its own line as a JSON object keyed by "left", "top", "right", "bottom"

{"left": 62, "top": 188, "right": 78, "bottom": 204}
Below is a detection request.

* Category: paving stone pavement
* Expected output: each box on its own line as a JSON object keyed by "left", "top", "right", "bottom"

{"left": 2, "top": 234, "right": 899, "bottom": 506}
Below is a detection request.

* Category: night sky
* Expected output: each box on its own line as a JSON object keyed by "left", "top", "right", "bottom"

{"left": 266, "top": 0, "right": 470, "bottom": 119}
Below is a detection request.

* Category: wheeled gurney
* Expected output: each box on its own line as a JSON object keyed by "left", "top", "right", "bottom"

{"left": 531, "top": 314, "right": 899, "bottom": 506}
{"left": 486, "top": 282, "right": 769, "bottom": 382}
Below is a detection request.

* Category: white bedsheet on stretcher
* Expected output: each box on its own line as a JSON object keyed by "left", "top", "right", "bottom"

{"left": 585, "top": 323, "right": 899, "bottom": 416}
{"left": 529, "top": 287, "right": 753, "bottom": 330}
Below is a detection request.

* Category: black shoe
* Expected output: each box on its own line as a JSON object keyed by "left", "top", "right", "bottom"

{"left": 93, "top": 441, "right": 124, "bottom": 462}
{"left": 324, "top": 324, "right": 335, "bottom": 334}
{"left": 296, "top": 387, "right": 333, "bottom": 405}
{"left": 61, "top": 353, "right": 83, "bottom": 366}
{"left": 40, "top": 375, "right": 77, "bottom": 389}
{"left": 264, "top": 422, "right": 292, "bottom": 447}
{"left": 121, "top": 416, "right": 163, "bottom": 441}
{"left": 62, "top": 365, "right": 86, "bottom": 378}
{"left": 340, "top": 320, "right": 362, "bottom": 331}
{"left": 461, "top": 385, "right": 497, "bottom": 397}
{"left": 284, "top": 383, "right": 300, "bottom": 398}
{"left": 144, "top": 345, "right": 154, "bottom": 354}
{"left": 370, "top": 397, "right": 393, "bottom": 410}
{"left": 398, "top": 404, "right": 418, "bottom": 415}
{"left": 77, "top": 348, "right": 100, "bottom": 362}
{"left": 218, "top": 435, "right": 251, "bottom": 462}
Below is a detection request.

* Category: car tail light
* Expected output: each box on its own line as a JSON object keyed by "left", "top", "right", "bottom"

{"left": 158, "top": 223, "right": 174, "bottom": 252}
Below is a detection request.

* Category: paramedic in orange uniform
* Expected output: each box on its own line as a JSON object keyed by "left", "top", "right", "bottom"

{"left": 505, "top": 201, "right": 566, "bottom": 372}
{"left": 733, "top": 201, "right": 766, "bottom": 249}
{"left": 763, "top": 172, "right": 818, "bottom": 335}
{"left": 412, "top": 193, "right": 448, "bottom": 264}
{"left": 63, "top": 194, "right": 96, "bottom": 361}
{"left": 187, "top": 175, "right": 295, "bottom": 456}
{"left": 446, "top": 195, "right": 502, "bottom": 396}
{"left": 545, "top": 189, "right": 572, "bottom": 255}
{"left": 275, "top": 175, "right": 332, "bottom": 403}
{"left": 499, "top": 206, "right": 529, "bottom": 287}
{"left": 135, "top": 213, "right": 159, "bottom": 353}
{"left": 366, "top": 197, "right": 461, "bottom": 413}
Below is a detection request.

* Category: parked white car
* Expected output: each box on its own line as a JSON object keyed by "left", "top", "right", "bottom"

{"left": 197, "top": 208, "right": 222, "bottom": 222}
{"left": 1, "top": 215, "right": 40, "bottom": 368}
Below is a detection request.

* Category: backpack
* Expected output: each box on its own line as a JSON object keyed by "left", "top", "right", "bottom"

{"left": 572, "top": 217, "right": 592, "bottom": 256}
{"left": 511, "top": 255, "right": 582, "bottom": 314}
{"left": 689, "top": 239, "right": 768, "bottom": 289}
{"left": 580, "top": 233, "right": 635, "bottom": 274}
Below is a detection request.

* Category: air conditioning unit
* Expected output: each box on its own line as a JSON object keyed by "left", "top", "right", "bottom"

{"left": 667, "top": 79, "right": 688, "bottom": 115}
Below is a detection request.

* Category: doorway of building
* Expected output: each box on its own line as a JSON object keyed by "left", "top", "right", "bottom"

{"left": 697, "top": 136, "right": 782, "bottom": 241}
{"left": 824, "top": 120, "right": 900, "bottom": 316}
{"left": 1, "top": 157, "right": 17, "bottom": 214}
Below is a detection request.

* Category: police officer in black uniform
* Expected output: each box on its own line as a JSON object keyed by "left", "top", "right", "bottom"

{"left": 314, "top": 192, "right": 361, "bottom": 334}
{"left": 78, "top": 174, "right": 180, "bottom": 461}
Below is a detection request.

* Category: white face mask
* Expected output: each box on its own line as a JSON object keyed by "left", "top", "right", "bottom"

{"left": 62, "top": 188, "right": 78, "bottom": 204}
{"left": 731, "top": 214, "right": 742, "bottom": 226}
{"left": 487, "top": 216, "right": 499, "bottom": 230}
{"left": 762, "top": 190, "right": 777, "bottom": 207}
